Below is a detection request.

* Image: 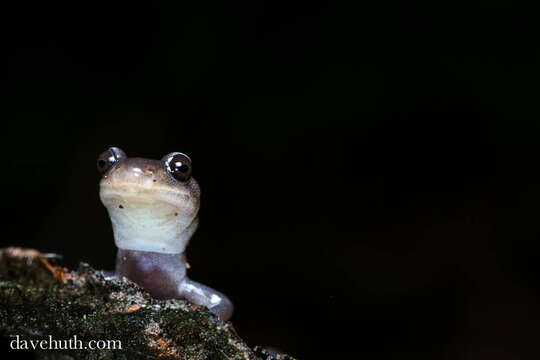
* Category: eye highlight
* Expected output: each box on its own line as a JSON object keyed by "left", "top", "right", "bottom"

{"left": 97, "top": 147, "right": 126, "bottom": 176}
{"left": 162, "top": 152, "right": 192, "bottom": 183}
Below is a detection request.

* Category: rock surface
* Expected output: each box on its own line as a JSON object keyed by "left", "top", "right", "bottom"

{"left": 0, "top": 248, "right": 295, "bottom": 360}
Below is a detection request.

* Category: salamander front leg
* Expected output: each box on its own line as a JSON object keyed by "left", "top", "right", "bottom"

{"left": 180, "top": 278, "right": 234, "bottom": 321}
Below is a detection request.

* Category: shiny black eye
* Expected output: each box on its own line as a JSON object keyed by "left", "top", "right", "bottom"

{"left": 97, "top": 147, "right": 126, "bottom": 176}
{"left": 162, "top": 152, "right": 192, "bottom": 182}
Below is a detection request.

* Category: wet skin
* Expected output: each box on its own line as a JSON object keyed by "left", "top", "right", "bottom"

{"left": 97, "top": 147, "right": 233, "bottom": 321}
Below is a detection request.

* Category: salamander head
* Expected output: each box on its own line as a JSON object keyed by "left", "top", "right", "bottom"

{"left": 98, "top": 147, "right": 200, "bottom": 254}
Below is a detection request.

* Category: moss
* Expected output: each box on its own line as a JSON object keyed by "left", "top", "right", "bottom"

{"left": 0, "top": 248, "right": 295, "bottom": 360}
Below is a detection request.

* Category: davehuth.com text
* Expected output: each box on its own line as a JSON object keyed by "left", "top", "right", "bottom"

{"left": 10, "top": 335, "right": 122, "bottom": 350}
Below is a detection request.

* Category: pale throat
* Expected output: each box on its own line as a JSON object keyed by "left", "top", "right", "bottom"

{"left": 104, "top": 197, "right": 198, "bottom": 254}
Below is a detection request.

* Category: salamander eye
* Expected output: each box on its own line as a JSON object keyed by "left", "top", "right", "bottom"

{"left": 162, "top": 152, "right": 192, "bottom": 183}
{"left": 97, "top": 147, "right": 126, "bottom": 176}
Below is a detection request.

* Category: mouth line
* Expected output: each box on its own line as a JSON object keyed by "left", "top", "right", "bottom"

{"left": 100, "top": 181, "right": 190, "bottom": 195}
{"left": 99, "top": 188, "right": 190, "bottom": 209}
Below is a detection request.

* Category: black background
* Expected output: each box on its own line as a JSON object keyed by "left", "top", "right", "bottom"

{"left": 3, "top": 1, "right": 540, "bottom": 359}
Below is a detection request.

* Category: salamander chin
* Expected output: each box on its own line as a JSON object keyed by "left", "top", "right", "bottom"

{"left": 97, "top": 147, "right": 233, "bottom": 321}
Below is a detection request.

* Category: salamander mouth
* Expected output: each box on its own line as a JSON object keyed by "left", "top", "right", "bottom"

{"left": 99, "top": 185, "right": 195, "bottom": 211}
